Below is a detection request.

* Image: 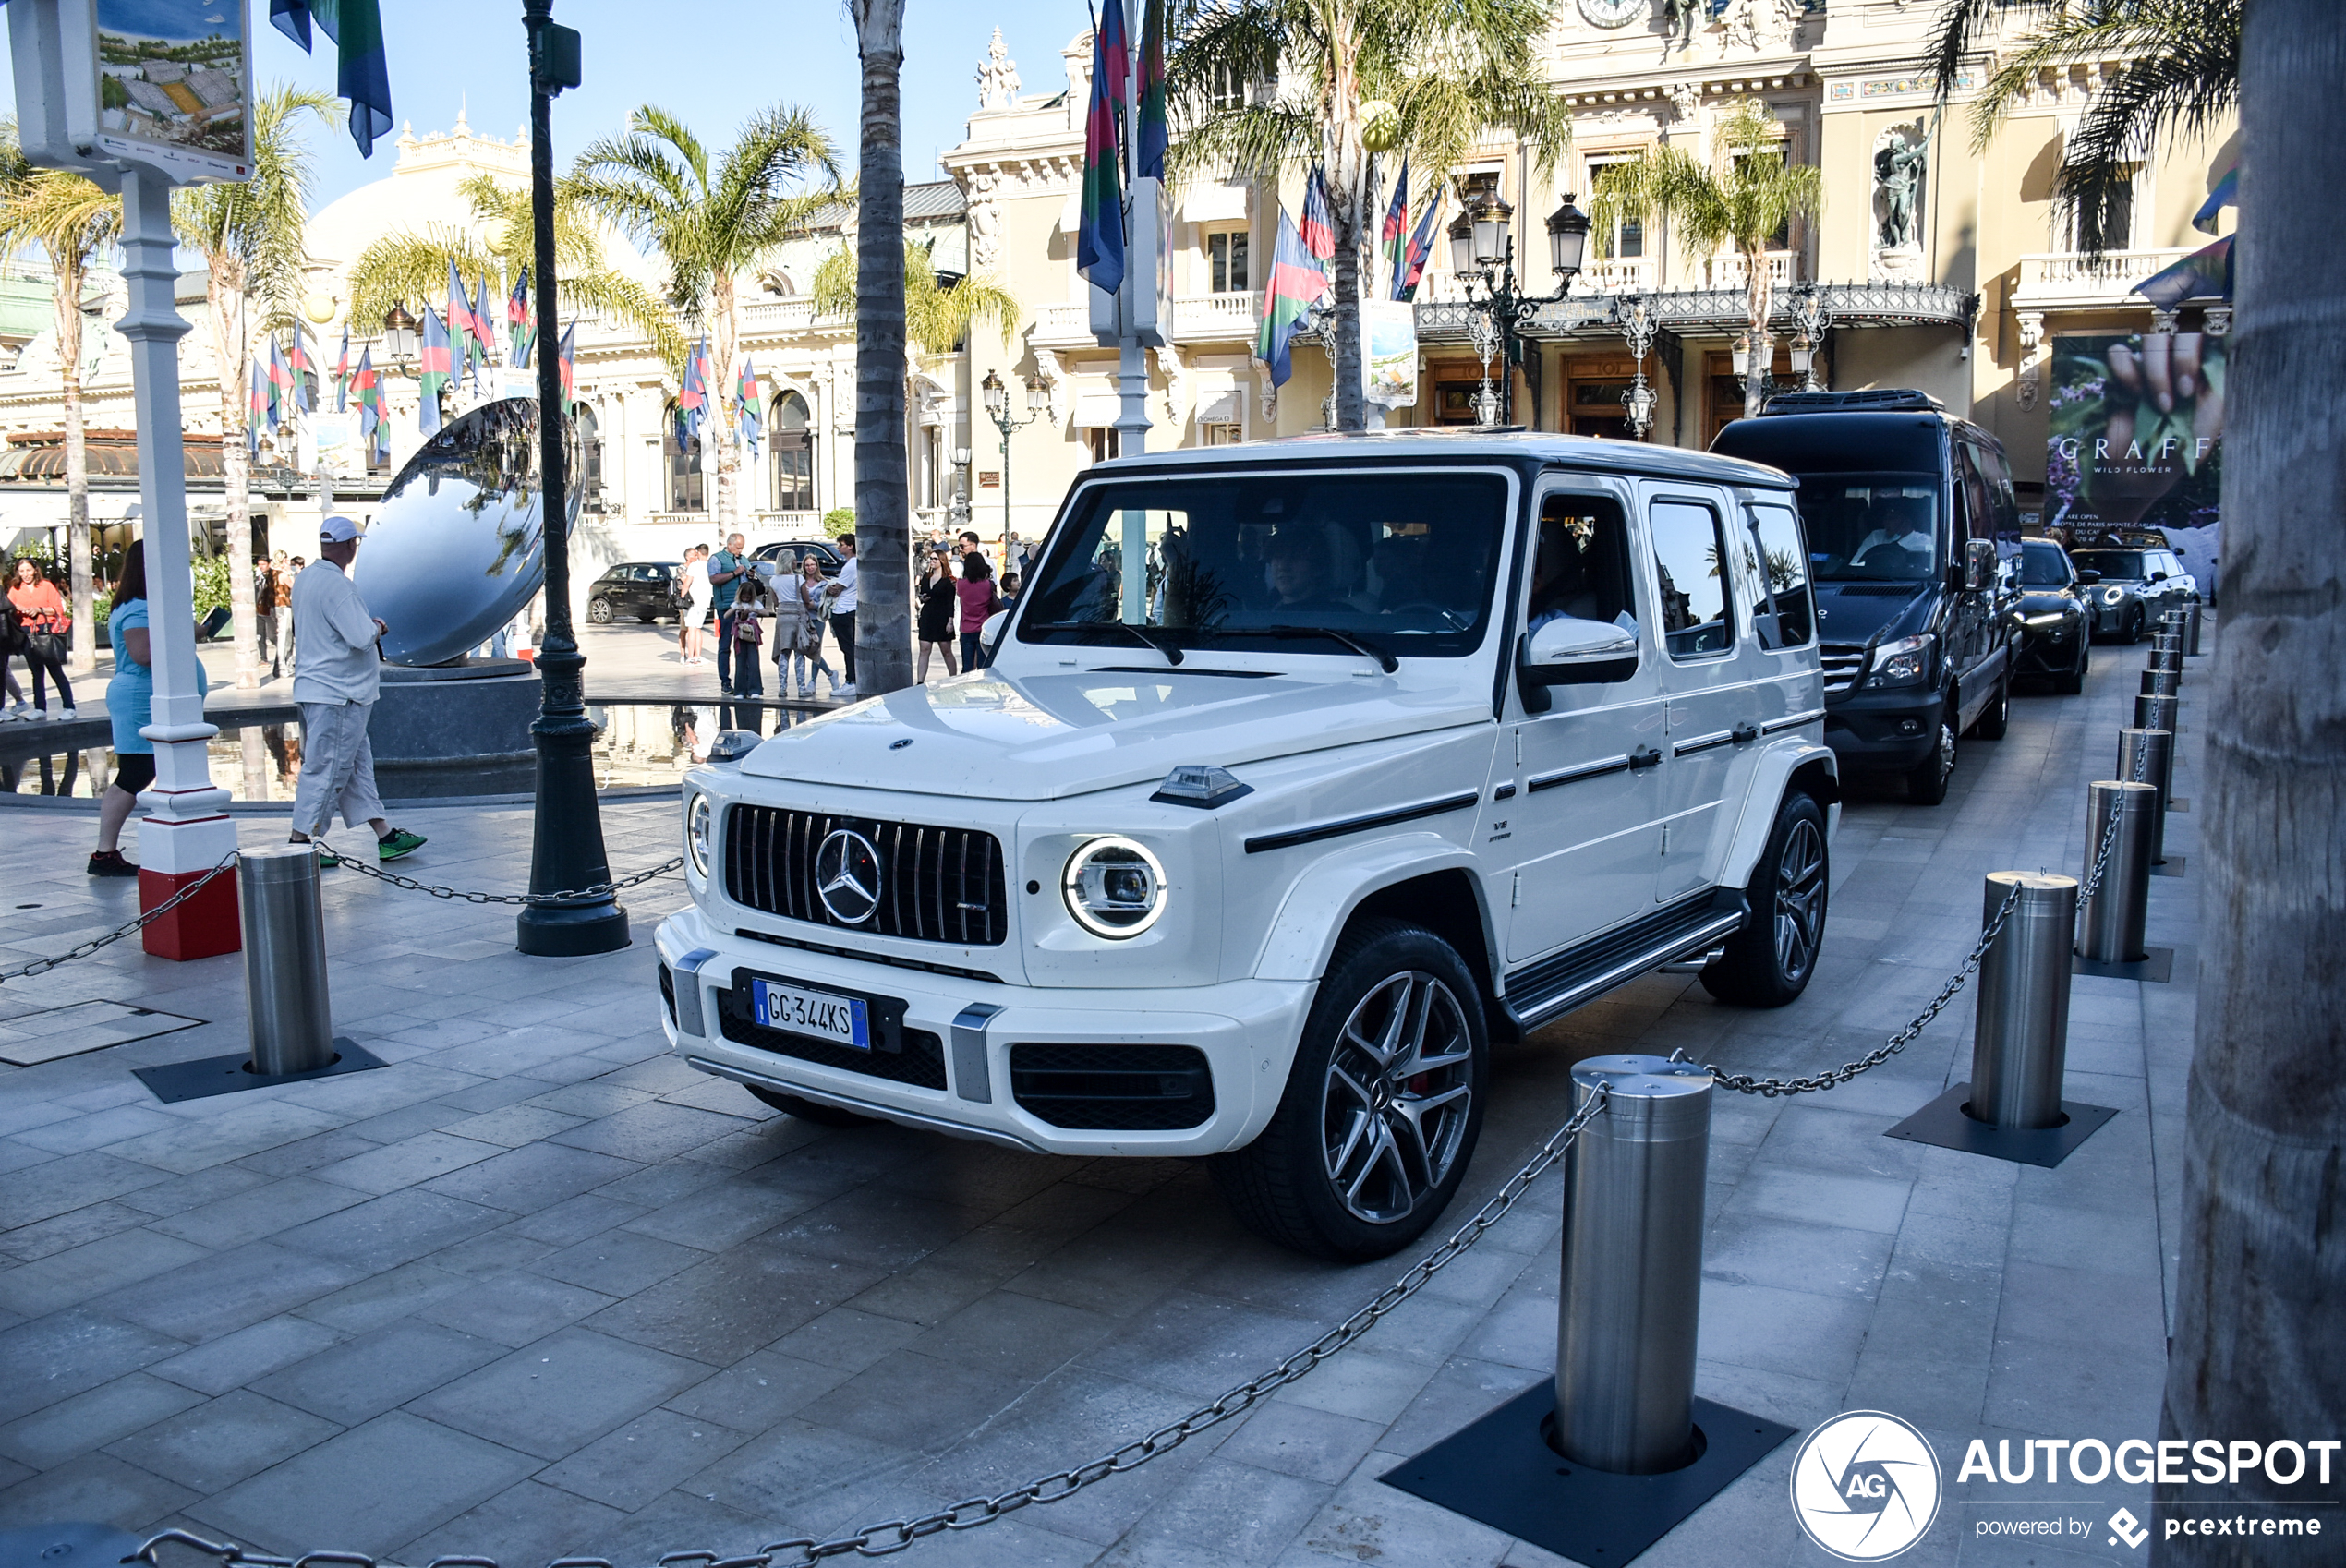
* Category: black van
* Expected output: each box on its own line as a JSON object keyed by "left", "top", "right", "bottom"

{"left": 1711, "top": 390, "right": 2020, "bottom": 804}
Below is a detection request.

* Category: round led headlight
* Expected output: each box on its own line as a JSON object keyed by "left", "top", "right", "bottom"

{"left": 1061, "top": 836, "right": 1167, "bottom": 938}
{"left": 685, "top": 791, "right": 714, "bottom": 877}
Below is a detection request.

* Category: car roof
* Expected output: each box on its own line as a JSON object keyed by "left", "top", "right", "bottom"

{"left": 605, "top": 560, "right": 679, "bottom": 570}
{"left": 1092, "top": 427, "right": 1797, "bottom": 491}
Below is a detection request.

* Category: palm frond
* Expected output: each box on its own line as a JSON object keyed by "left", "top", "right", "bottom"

{"left": 810, "top": 242, "right": 1021, "bottom": 355}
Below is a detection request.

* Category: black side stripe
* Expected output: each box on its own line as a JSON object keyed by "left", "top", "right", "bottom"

{"left": 1245, "top": 792, "right": 1481, "bottom": 854}
{"left": 1528, "top": 754, "right": 1631, "bottom": 793}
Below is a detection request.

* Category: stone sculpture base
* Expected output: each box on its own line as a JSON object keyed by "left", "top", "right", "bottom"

{"left": 370, "top": 658, "right": 540, "bottom": 799}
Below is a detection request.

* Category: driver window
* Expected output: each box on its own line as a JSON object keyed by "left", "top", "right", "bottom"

{"left": 1648, "top": 499, "right": 1735, "bottom": 659}
{"left": 1527, "top": 492, "right": 1637, "bottom": 641}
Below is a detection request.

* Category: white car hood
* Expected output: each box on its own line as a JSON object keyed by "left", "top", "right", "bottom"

{"left": 738, "top": 670, "right": 1490, "bottom": 801}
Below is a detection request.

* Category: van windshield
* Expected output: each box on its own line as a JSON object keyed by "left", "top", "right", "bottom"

{"left": 1018, "top": 471, "right": 1509, "bottom": 659}
{"left": 1793, "top": 473, "right": 1943, "bottom": 583}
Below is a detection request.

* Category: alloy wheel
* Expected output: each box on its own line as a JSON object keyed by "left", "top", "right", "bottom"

{"left": 1772, "top": 818, "right": 1828, "bottom": 983}
{"left": 1936, "top": 720, "right": 1957, "bottom": 782}
{"left": 1320, "top": 971, "right": 1475, "bottom": 1225}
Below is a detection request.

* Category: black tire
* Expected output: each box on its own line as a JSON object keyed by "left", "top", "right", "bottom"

{"left": 1212, "top": 919, "right": 1489, "bottom": 1262}
{"left": 1905, "top": 704, "right": 1956, "bottom": 805}
{"left": 586, "top": 597, "right": 613, "bottom": 625}
{"left": 635, "top": 610, "right": 658, "bottom": 623}
{"left": 2123, "top": 605, "right": 2146, "bottom": 645}
{"left": 1702, "top": 792, "right": 1830, "bottom": 1008}
{"left": 2053, "top": 637, "right": 2087, "bottom": 695}
{"left": 743, "top": 1084, "right": 877, "bottom": 1127}
{"left": 1969, "top": 676, "right": 2010, "bottom": 740}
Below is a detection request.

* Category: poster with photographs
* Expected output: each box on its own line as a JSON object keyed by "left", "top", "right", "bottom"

{"left": 2045, "top": 330, "right": 2223, "bottom": 543}
{"left": 93, "top": 0, "right": 252, "bottom": 179}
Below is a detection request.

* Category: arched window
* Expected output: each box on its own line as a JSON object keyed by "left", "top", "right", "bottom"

{"left": 663, "top": 403, "right": 705, "bottom": 513}
{"left": 770, "top": 391, "right": 813, "bottom": 513}
{"left": 574, "top": 403, "right": 605, "bottom": 513}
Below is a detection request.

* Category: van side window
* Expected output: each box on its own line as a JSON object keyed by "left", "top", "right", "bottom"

{"left": 1648, "top": 500, "right": 1734, "bottom": 660}
{"left": 1746, "top": 503, "right": 1815, "bottom": 649}
{"left": 1528, "top": 492, "right": 1638, "bottom": 643}
{"left": 1955, "top": 442, "right": 1995, "bottom": 544}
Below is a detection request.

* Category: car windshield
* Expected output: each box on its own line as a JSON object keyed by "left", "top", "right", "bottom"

{"left": 1018, "top": 470, "right": 1510, "bottom": 659}
{"left": 2072, "top": 550, "right": 2148, "bottom": 579}
{"left": 1791, "top": 473, "right": 1943, "bottom": 582}
{"left": 2018, "top": 543, "right": 2073, "bottom": 586}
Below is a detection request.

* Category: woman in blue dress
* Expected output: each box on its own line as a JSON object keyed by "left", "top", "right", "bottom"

{"left": 91, "top": 541, "right": 207, "bottom": 876}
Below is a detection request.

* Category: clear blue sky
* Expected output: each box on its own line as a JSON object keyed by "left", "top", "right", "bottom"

{"left": 2, "top": 0, "right": 1085, "bottom": 209}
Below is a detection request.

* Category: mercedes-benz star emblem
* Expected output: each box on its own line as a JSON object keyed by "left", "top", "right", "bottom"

{"left": 814, "top": 828, "right": 884, "bottom": 924}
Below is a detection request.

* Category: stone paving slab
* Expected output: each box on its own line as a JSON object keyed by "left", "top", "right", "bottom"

{"left": 0, "top": 629, "right": 2207, "bottom": 1565}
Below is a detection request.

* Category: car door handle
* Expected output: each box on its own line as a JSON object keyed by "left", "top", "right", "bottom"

{"left": 1731, "top": 723, "right": 1760, "bottom": 745}
{"left": 1628, "top": 746, "right": 1663, "bottom": 771}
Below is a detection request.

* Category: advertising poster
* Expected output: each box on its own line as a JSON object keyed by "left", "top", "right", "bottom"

{"left": 93, "top": 0, "right": 252, "bottom": 179}
{"left": 1361, "top": 299, "right": 1418, "bottom": 410}
{"left": 2046, "top": 330, "right": 2222, "bottom": 544}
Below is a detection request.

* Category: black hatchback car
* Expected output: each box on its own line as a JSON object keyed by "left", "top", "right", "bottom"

{"left": 2069, "top": 545, "right": 2198, "bottom": 643}
{"left": 753, "top": 538, "right": 843, "bottom": 576}
{"left": 586, "top": 561, "right": 683, "bottom": 623}
{"left": 2010, "top": 537, "right": 2092, "bottom": 694}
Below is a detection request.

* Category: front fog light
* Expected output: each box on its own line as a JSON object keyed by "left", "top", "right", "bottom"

{"left": 686, "top": 792, "right": 713, "bottom": 877}
{"left": 1062, "top": 836, "right": 1167, "bottom": 937}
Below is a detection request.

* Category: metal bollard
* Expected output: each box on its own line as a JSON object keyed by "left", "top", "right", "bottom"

{"left": 2141, "top": 668, "right": 2180, "bottom": 698}
{"left": 2148, "top": 644, "right": 2183, "bottom": 675}
{"left": 2181, "top": 602, "right": 2203, "bottom": 656}
{"left": 1970, "top": 873, "right": 2078, "bottom": 1129}
{"left": 238, "top": 845, "right": 337, "bottom": 1076}
{"left": 1554, "top": 1055, "right": 1712, "bottom": 1475}
{"left": 2077, "top": 781, "right": 2159, "bottom": 964}
{"left": 2134, "top": 693, "right": 2178, "bottom": 736}
{"left": 2119, "top": 728, "right": 2175, "bottom": 864}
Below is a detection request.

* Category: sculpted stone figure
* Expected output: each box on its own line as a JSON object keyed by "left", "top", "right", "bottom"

{"left": 977, "top": 29, "right": 1022, "bottom": 112}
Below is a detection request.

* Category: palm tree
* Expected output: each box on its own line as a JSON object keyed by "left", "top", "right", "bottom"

{"left": 173, "top": 84, "right": 335, "bottom": 692}
{"left": 815, "top": 240, "right": 1019, "bottom": 533}
{"left": 848, "top": 0, "right": 912, "bottom": 697}
{"left": 2157, "top": 0, "right": 2342, "bottom": 1554}
{"left": 1590, "top": 98, "right": 1822, "bottom": 420}
{"left": 343, "top": 172, "right": 682, "bottom": 365}
{"left": 1929, "top": 0, "right": 2239, "bottom": 257}
{"left": 569, "top": 104, "right": 841, "bottom": 531}
{"left": 1167, "top": 0, "right": 1570, "bottom": 432}
{"left": 0, "top": 133, "right": 119, "bottom": 672}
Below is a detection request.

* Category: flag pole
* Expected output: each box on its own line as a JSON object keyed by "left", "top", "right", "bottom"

{"left": 1112, "top": 0, "right": 1152, "bottom": 463}
{"left": 514, "top": 0, "right": 625, "bottom": 957}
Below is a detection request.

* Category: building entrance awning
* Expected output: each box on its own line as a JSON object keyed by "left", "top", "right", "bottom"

{"left": 1411, "top": 281, "right": 1978, "bottom": 343}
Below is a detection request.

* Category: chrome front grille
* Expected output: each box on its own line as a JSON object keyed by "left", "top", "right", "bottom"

{"left": 723, "top": 804, "right": 1009, "bottom": 947}
{"left": 1820, "top": 645, "right": 1867, "bottom": 696}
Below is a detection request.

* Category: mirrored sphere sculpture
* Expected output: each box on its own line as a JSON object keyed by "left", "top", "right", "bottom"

{"left": 355, "top": 399, "right": 574, "bottom": 666}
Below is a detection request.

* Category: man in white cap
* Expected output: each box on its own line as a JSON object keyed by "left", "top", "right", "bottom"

{"left": 288, "top": 516, "right": 425, "bottom": 863}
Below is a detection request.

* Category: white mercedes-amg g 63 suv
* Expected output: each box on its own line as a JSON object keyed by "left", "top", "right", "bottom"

{"left": 658, "top": 431, "right": 1834, "bottom": 1259}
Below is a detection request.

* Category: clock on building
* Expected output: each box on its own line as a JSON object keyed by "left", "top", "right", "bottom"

{"left": 1578, "top": 0, "right": 1648, "bottom": 27}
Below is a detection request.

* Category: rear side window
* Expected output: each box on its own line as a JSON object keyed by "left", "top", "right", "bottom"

{"left": 1648, "top": 499, "right": 1734, "bottom": 660}
{"left": 1745, "top": 502, "right": 1815, "bottom": 649}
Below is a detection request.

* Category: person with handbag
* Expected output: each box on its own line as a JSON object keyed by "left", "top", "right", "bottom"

{"left": 728, "top": 560, "right": 768, "bottom": 699}
{"left": 954, "top": 549, "right": 1000, "bottom": 673}
{"left": 6, "top": 558, "right": 73, "bottom": 719}
{"left": 916, "top": 548, "right": 959, "bottom": 682}
{"left": 792, "top": 554, "right": 840, "bottom": 698}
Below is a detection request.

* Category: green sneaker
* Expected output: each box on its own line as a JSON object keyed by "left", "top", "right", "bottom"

{"left": 377, "top": 828, "right": 427, "bottom": 862}
{"left": 303, "top": 842, "right": 340, "bottom": 870}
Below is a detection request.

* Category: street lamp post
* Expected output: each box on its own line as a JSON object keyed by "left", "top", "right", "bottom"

{"left": 981, "top": 369, "right": 1046, "bottom": 549}
{"left": 1788, "top": 284, "right": 1832, "bottom": 392}
{"left": 1618, "top": 296, "right": 1660, "bottom": 440}
{"left": 513, "top": 0, "right": 621, "bottom": 957}
{"left": 1450, "top": 191, "right": 1591, "bottom": 427}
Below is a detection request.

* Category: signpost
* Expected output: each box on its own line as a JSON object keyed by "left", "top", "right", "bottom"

{"left": 9, "top": 0, "right": 254, "bottom": 958}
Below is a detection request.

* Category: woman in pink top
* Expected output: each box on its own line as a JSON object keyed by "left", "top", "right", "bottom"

{"left": 6, "top": 559, "right": 74, "bottom": 718}
{"left": 954, "top": 551, "right": 999, "bottom": 672}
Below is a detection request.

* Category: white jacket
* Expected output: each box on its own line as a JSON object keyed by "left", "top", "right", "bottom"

{"left": 291, "top": 561, "right": 381, "bottom": 705}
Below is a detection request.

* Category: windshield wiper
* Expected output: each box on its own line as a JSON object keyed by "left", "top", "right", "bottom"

{"left": 1215, "top": 624, "right": 1397, "bottom": 673}
{"left": 1029, "top": 621, "right": 1184, "bottom": 665}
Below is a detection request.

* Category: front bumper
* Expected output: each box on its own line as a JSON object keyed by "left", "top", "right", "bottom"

{"left": 1820, "top": 685, "right": 1947, "bottom": 772}
{"left": 2013, "top": 620, "right": 2084, "bottom": 675}
{"left": 2087, "top": 595, "right": 2137, "bottom": 633}
{"left": 654, "top": 907, "right": 1316, "bottom": 1158}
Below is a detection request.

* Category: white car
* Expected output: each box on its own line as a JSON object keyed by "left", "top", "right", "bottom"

{"left": 658, "top": 432, "right": 1836, "bottom": 1259}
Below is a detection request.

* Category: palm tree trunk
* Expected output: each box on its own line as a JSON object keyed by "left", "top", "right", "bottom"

{"left": 851, "top": 0, "right": 912, "bottom": 696}
{"left": 211, "top": 277, "right": 260, "bottom": 691}
{"left": 2156, "top": 3, "right": 2346, "bottom": 1552}
{"left": 712, "top": 275, "right": 741, "bottom": 530}
{"left": 1743, "top": 247, "right": 1774, "bottom": 421}
{"left": 55, "top": 268, "right": 94, "bottom": 672}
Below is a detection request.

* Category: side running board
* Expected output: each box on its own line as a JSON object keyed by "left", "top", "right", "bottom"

{"left": 1501, "top": 888, "right": 1749, "bottom": 1031}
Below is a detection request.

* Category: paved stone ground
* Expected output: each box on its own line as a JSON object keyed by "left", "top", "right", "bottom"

{"left": 0, "top": 628, "right": 2202, "bottom": 1567}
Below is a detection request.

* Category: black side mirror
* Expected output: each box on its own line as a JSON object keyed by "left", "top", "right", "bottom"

{"left": 2075, "top": 568, "right": 2100, "bottom": 585}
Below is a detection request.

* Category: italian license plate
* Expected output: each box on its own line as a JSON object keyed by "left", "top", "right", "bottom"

{"left": 752, "top": 979, "right": 871, "bottom": 1050}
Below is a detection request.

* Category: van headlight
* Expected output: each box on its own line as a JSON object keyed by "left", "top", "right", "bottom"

{"left": 1061, "top": 836, "right": 1167, "bottom": 937}
{"left": 685, "top": 791, "right": 714, "bottom": 878}
{"left": 1865, "top": 633, "right": 1934, "bottom": 689}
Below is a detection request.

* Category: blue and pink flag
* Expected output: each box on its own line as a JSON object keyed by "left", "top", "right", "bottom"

{"left": 679, "top": 335, "right": 709, "bottom": 441}
{"left": 473, "top": 271, "right": 498, "bottom": 383}
{"left": 557, "top": 323, "right": 577, "bottom": 404}
{"left": 1300, "top": 167, "right": 1336, "bottom": 261}
{"left": 1395, "top": 188, "right": 1444, "bottom": 301}
{"left": 735, "top": 358, "right": 763, "bottom": 456}
{"left": 417, "top": 305, "right": 451, "bottom": 433}
{"left": 1380, "top": 162, "right": 1410, "bottom": 295}
{"left": 247, "top": 361, "right": 266, "bottom": 453}
{"left": 1076, "top": 3, "right": 1128, "bottom": 296}
{"left": 333, "top": 327, "right": 351, "bottom": 411}
{"left": 1135, "top": 0, "right": 1167, "bottom": 183}
{"left": 507, "top": 266, "right": 534, "bottom": 366}
{"left": 269, "top": 0, "right": 391, "bottom": 158}
{"left": 1256, "top": 207, "right": 1328, "bottom": 388}
{"left": 2193, "top": 164, "right": 2238, "bottom": 236}
{"left": 2136, "top": 236, "right": 2233, "bottom": 308}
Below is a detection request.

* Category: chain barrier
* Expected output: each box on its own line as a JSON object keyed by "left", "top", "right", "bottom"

{"left": 0, "top": 856, "right": 238, "bottom": 986}
{"left": 0, "top": 853, "right": 686, "bottom": 984}
{"left": 1683, "top": 714, "right": 2158, "bottom": 1097}
{"left": 325, "top": 852, "right": 687, "bottom": 907}
{"left": 126, "top": 1086, "right": 1613, "bottom": 1568}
